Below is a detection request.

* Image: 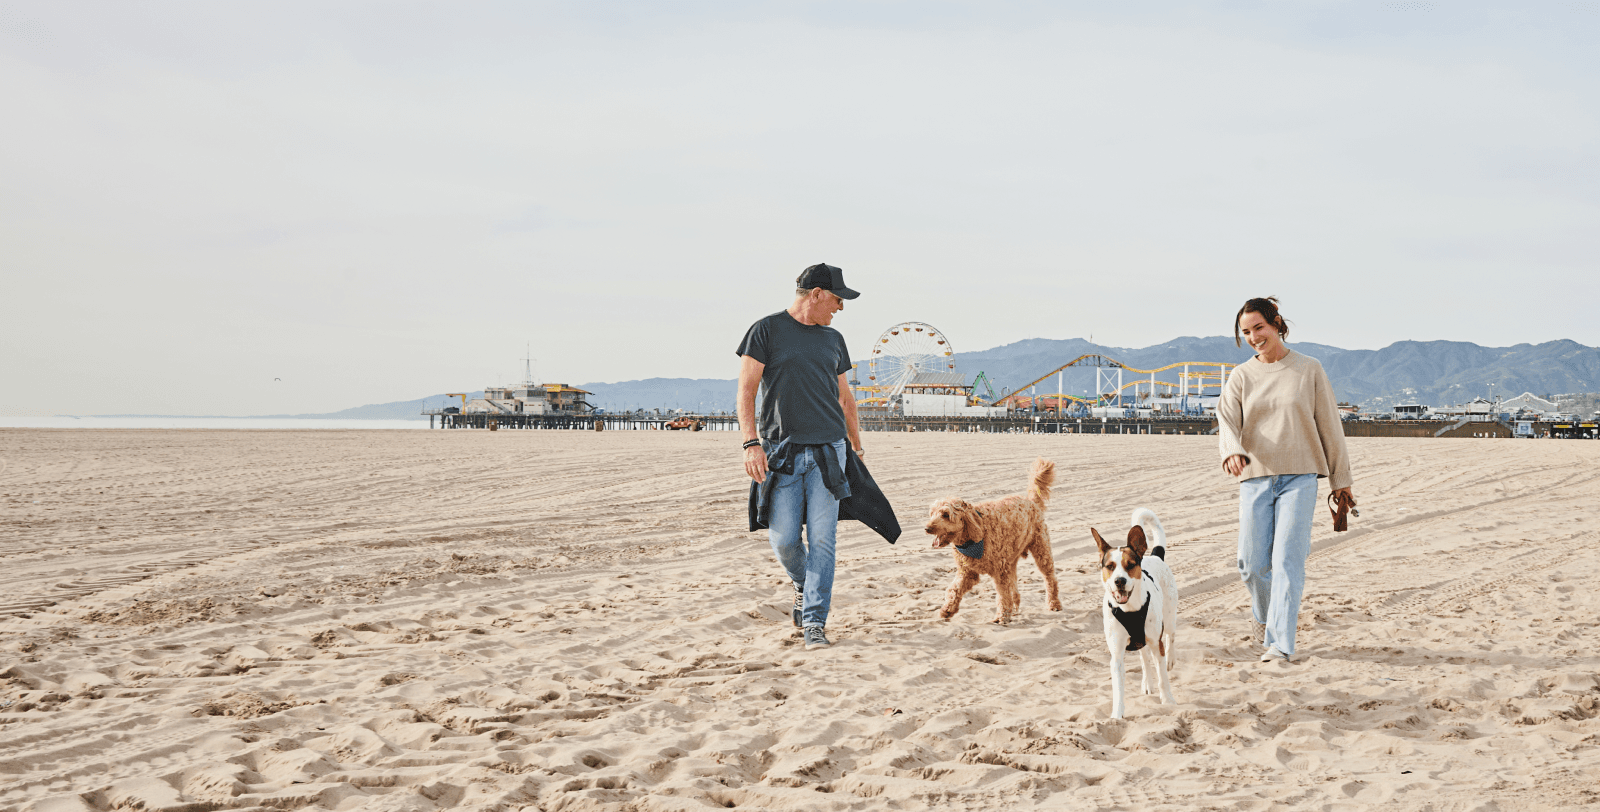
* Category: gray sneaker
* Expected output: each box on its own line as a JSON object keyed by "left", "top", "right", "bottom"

{"left": 1250, "top": 619, "right": 1266, "bottom": 647}
{"left": 803, "top": 626, "right": 831, "bottom": 650}
{"left": 792, "top": 583, "right": 804, "bottom": 629}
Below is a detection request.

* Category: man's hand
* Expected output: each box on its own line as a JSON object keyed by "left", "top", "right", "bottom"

{"left": 744, "top": 444, "right": 768, "bottom": 483}
{"left": 1332, "top": 486, "right": 1355, "bottom": 506}
{"left": 736, "top": 355, "right": 766, "bottom": 483}
{"left": 1224, "top": 454, "right": 1248, "bottom": 477}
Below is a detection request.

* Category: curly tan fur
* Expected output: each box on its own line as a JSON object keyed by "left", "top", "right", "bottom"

{"left": 923, "top": 458, "right": 1062, "bottom": 624}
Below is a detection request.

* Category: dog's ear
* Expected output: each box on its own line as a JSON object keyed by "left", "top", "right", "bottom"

{"left": 1126, "top": 525, "right": 1148, "bottom": 558}
{"left": 958, "top": 502, "right": 981, "bottom": 542}
{"left": 1091, "top": 527, "right": 1110, "bottom": 556}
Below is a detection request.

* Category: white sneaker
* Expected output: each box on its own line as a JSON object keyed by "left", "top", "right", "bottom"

{"left": 1260, "top": 647, "right": 1290, "bottom": 663}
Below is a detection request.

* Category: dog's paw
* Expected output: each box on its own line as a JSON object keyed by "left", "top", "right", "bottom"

{"left": 1047, "top": 600, "right": 1062, "bottom": 612}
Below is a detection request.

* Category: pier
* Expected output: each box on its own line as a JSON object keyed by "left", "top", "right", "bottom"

{"left": 860, "top": 415, "right": 1220, "bottom": 434}
{"left": 423, "top": 410, "right": 740, "bottom": 431}
{"left": 420, "top": 409, "right": 1590, "bottom": 440}
{"left": 862, "top": 416, "right": 1539, "bottom": 438}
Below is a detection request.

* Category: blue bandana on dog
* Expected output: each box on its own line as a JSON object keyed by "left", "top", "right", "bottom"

{"left": 954, "top": 540, "right": 985, "bottom": 559}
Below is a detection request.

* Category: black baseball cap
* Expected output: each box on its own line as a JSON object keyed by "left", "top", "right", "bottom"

{"left": 796, "top": 263, "right": 860, "bottom": 299}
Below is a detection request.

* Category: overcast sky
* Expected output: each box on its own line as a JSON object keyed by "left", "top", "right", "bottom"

{"left": 3, "top": 1, "right": 1597, "bottom": 416}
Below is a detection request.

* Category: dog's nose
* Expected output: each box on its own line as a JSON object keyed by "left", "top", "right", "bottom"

{"left": 1113, "top": 577, "right": 1126, "bottom": 589}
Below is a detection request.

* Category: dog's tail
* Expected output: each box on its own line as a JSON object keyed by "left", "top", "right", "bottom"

{"left": 1131, "top": 507, "right": 1167, "bottom": 559}
{"left": 1028, "top": 458, "right": 1056, "bottom": 507}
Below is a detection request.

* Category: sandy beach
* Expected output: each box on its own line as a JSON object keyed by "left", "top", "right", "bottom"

{"left": 2, "top": 429, "right": 1598, "bottom": 811}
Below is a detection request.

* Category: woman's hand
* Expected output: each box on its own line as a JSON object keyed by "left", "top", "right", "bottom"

{"left": 1332, "top": 486, "right": 1354, "bottom": 505}
{"left": 1224, "top": 454, "right": 1248, "bottom": 477}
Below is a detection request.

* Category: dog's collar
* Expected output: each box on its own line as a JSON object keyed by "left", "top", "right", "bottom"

{"left": 954, "top": 539, "right": 984, "bottom": 559}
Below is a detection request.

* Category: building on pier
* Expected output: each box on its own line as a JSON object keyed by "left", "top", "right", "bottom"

{"left": 466, "top": 383, "right": 594, "bottom": 416}
{"left": 1499, "top": 392, "right": 1559, "bottom": 417}
{"left": 898, "top": 373, "right": 1008, "bottom": 417}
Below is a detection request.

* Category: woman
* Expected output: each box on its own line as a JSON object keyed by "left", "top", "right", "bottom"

{"left": 1217, "top": 297, "right": 1354, "bottom": 664}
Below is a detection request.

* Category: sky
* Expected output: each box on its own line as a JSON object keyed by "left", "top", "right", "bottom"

{"left": 2, "top": 1, "right": 1597, "bottom": 416}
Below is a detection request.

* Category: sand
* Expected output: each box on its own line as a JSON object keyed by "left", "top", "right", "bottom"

{"left": 2, "top": 428, "right": 1598, "bottom": 811}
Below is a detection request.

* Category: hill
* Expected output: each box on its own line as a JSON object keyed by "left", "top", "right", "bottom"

{"left": 566, "top": 337, "right": 1598, "bottom": 413}
{"left": 574, "top": 378, "right": 738, "bottom": 414}
{"left": 212, "top": 337, "right": 1600, "bottom": 419}
{"left": 1318, "top": 339, "right": 1600, "bottom": 409}
{"left": 954, "top": 336, "right": 1347, "bottom": 402}
{"left": 248, "top": 392, "right": 486, "bottom": 421}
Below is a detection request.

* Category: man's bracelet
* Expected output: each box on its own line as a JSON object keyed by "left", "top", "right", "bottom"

{"left": 741, "top": 439, "right": 762, "bottom": 450}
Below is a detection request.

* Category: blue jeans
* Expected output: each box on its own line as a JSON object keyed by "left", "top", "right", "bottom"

{"left": 766, "top": 442, "right": 847, "bottom": 629}
{"left": 1238, "top": 473, "right": 1319, "bottom": 656}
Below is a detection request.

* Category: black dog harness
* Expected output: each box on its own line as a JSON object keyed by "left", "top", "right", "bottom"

{"left": 1109, "top": 595, "right": 1150, "bottom": 651}
{"left": 1108, "top": 576, "right": 1162, "bottom": 651}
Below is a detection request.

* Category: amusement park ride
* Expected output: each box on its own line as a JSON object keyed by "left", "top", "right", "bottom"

{"left": 851, "top": 322, "right": 957, "bottom": 409}
{"left": 994, "top": 355, "right": 1234, "bottom": 416}
{"left": 851, "top": 322, "right": 1236, "bottom": 417}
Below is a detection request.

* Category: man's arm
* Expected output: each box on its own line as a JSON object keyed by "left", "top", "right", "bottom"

{"left": 837, "top": 373, "right": 863, "bottom": 455}
{"left": 738, "top": 355, "right": 767, "bottom": 482}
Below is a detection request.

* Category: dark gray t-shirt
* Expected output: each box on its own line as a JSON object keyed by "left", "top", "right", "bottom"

{"left": 735, "top": 311, "right": 852, "bottom": 445}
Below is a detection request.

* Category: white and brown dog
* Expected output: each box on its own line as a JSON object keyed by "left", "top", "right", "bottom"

{"left": 1091, "top": 508, "right": 1178, "bottom": 719}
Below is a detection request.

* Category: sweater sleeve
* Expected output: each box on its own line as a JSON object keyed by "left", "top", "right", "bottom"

{"left": 1312, "top": 362, "right": 1353, "bottom": 490}
{"left": 1217, "top": 367, "right": 1249, "bottom": 468}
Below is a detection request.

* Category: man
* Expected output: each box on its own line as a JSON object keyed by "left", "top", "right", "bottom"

{"left": 736, "top": 263, "right": 865, "bottom": 651}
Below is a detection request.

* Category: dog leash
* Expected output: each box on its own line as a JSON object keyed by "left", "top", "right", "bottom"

{"left": 1328, "top": 491, "right": 1359, "bottom": 532}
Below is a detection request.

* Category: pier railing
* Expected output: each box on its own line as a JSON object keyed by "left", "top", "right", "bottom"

{"left": 421, "top": 410, "right": 1586, "bottom": 439}
{"left": 423, "top": 411, "right": 740, "bottom": 431}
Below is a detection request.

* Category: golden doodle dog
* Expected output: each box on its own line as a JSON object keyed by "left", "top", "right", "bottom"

{"left": 923, "top": 458, "right": 1062, "bottom": 624}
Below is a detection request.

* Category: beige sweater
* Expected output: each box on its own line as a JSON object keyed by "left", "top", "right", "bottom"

{"left": 1217, "top": 349, "right": 1353, "bottom": 490}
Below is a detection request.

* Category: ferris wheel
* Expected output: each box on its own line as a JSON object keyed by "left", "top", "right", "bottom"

{"left": 867, "top": 322, "right": 956, "bottom": 398}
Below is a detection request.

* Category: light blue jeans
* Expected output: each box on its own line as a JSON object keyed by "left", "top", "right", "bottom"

{"left": 1238, "top": 473, "right": 1319, "bottom": 656}
{"left": 766, "top": 442, "right": 847, "bottom": 629}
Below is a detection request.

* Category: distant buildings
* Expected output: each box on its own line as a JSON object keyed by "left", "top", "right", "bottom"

{"left": 896, "top": 372, "right": 1009, "bottom": 418}
{"left": 1499, "top": 392, "right": 1557, "bottom": 415}
{"left": 1398, "top": 392, "right": 1583, "bottom": 421}
{"left": 1554, "top": 392, "right": 1600, "bottom": 420}
{"left": 467, "top": 384, "right": 593, "bottom": 416}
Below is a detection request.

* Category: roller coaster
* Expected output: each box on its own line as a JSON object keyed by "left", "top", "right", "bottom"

{"left": 851, "top": 353, "right": 1235, "bottom": 416}
{"left": 995, "top": 354, "right": 1235, "bottom": 415}
{"left": 847, "top": 318, "right": 1238, "bottom": 417}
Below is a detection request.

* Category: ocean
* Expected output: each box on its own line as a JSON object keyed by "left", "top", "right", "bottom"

{"left": 0, "top": 417, "right": 429, "bottom": 430}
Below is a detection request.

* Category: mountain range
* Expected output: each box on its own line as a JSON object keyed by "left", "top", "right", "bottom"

{"left": 957, "top": 336, "right": 1600, "bottom": 410}
{"left": 279, "top": 336, "right": 1600, "bottom": 419}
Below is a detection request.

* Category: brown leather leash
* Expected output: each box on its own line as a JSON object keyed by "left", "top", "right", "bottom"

{"left": 1329, "top": 491, "right": 1359, "bottom": 532}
